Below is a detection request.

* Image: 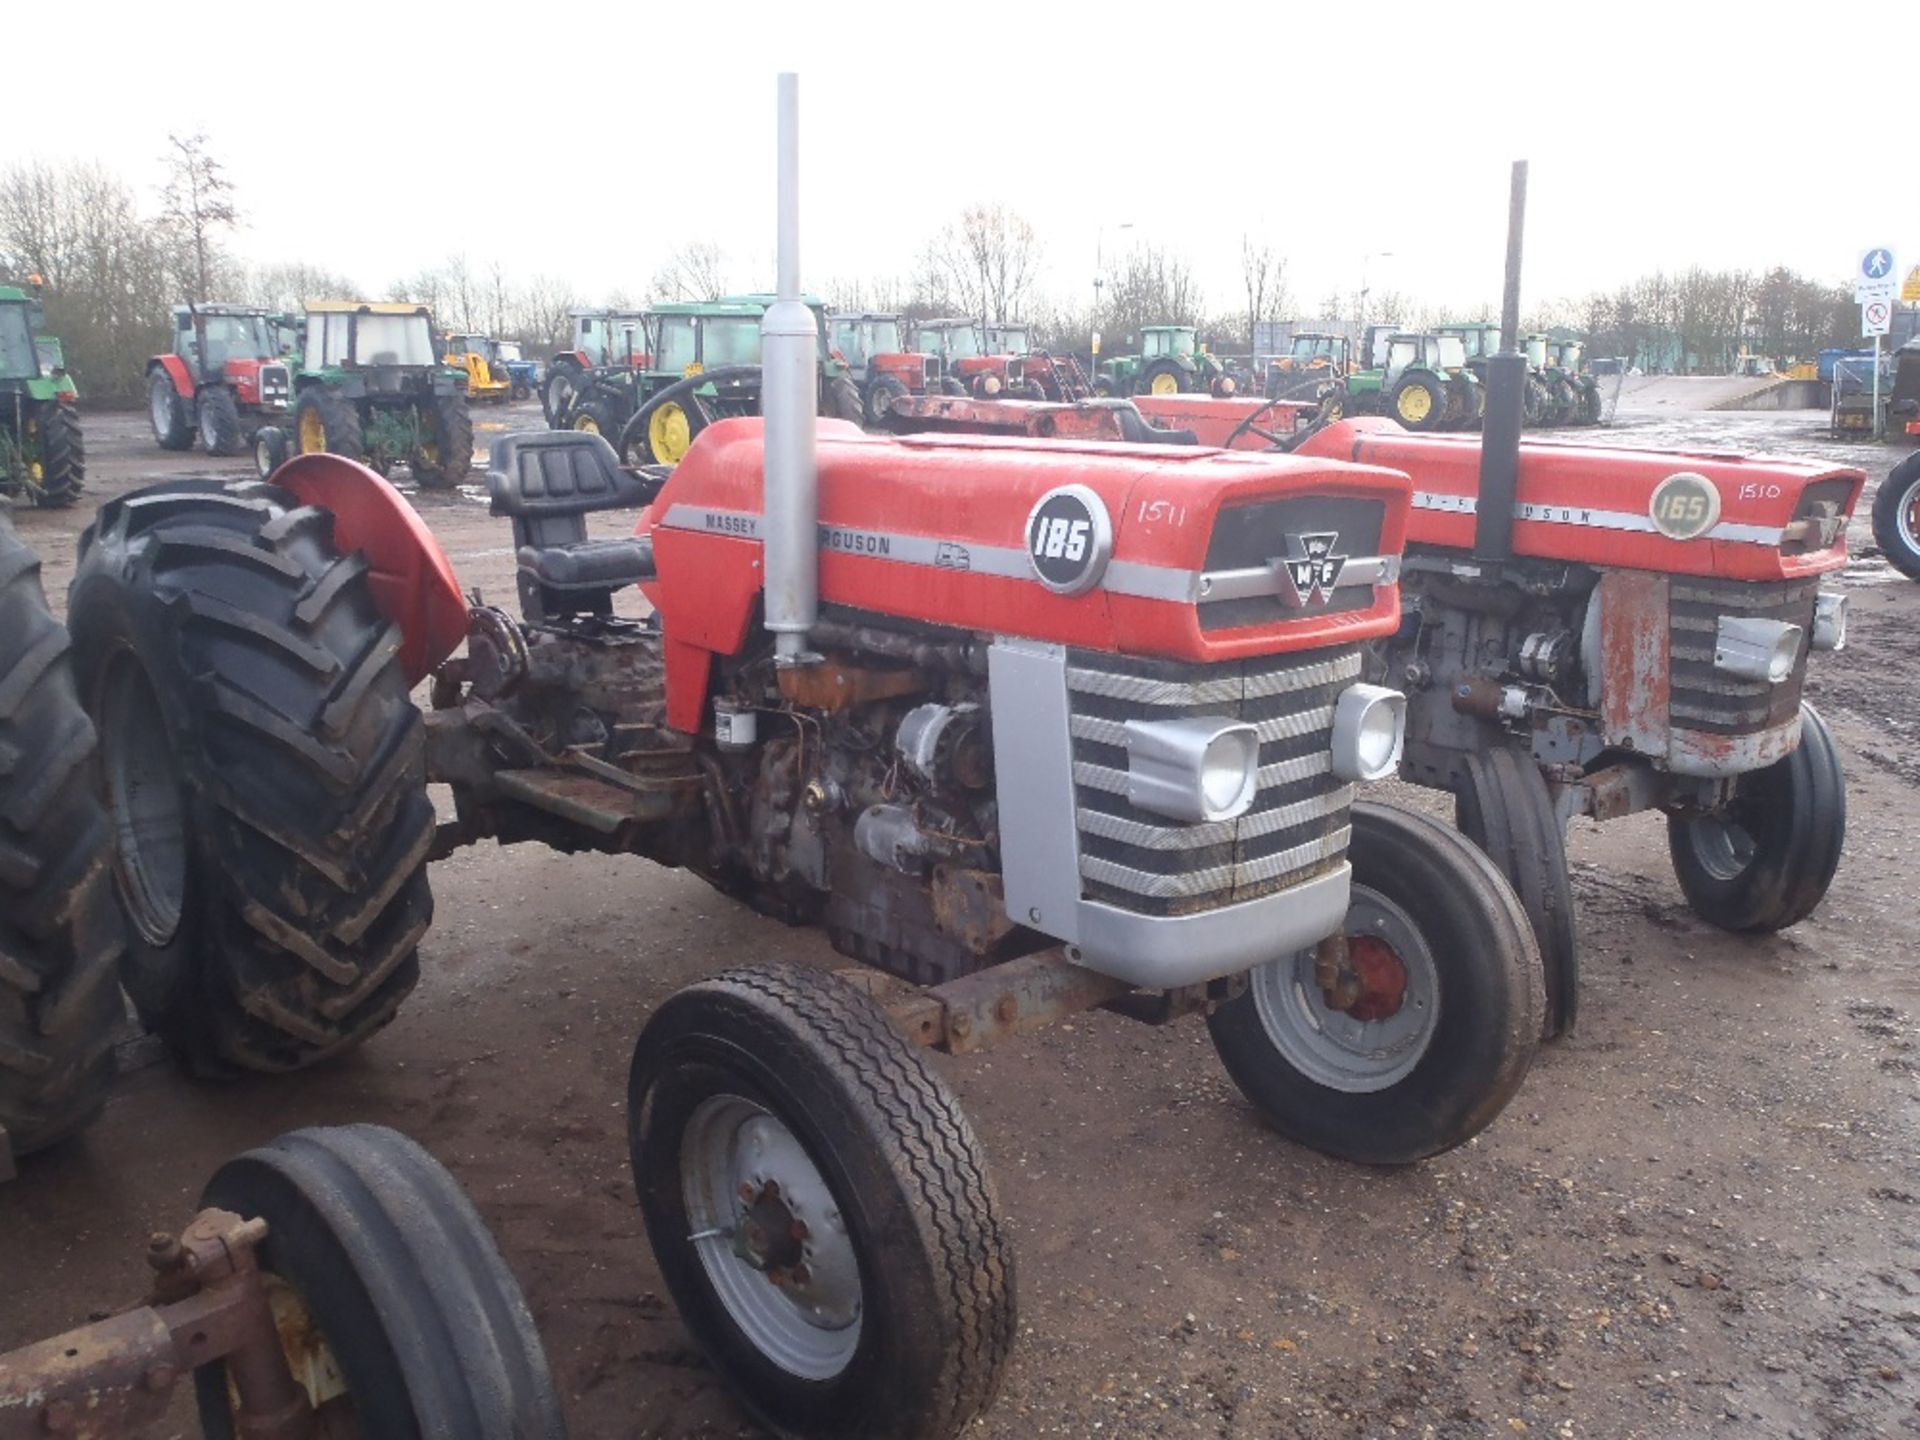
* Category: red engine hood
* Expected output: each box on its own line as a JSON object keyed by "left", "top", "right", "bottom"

{"left": 1295, "top": 419, "right": 1862, "bottom": 581}
{"left": 1133, "top": 394, "right": 1319, "bottom": 451}
{"left": 638, "top": 418, "right": 1410, "bottom": 729}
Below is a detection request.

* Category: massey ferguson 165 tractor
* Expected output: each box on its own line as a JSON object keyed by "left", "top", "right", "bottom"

{"left": 65, "top": 77, "right": 1542, "bottom": 1440}
{"left": 148, "top": 304, "right": 295, "bottom": 456}
{"left": 0, "top": 1124, "right": 566, "bottom": 1437}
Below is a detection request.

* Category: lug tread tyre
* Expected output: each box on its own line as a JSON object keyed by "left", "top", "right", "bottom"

{"left": 33, "top": 405, "right": 84, "bottom": 508}
{"left": 822, "top": 373, "right": 865, "bottom": 424}
{"left": 68, "top": 484, "right": 432, "bottom": 1074}
{"left": 864, "top": 374, "right": 910, "bottom": 427}
{"left": 197, "top": 386, "right": 245, "bottom": 456}
{"left": 150, "top": 371, "right": 194, "bottom": 451}
{"left": 1207, "top": 802, "right": 1541, "bottom": 1165}
{"left": 195, "top": 1124, "right": 565, "bottom": 1439}
{"left": 1389, "top": 375, "right": 1446, "bottom": 432}
{"left": 630, "top": 963, "right": 1014, "bottom": 1440}
{"left": 1666, "top": 702, "right": 1845, "bottom": 933}
{"left": 413, "top": 395, "right": 474, "bottom": 488}
{"left": 1456, "top": 747, "right": 1579, "bottom": 1039}
{"left": 294, "top": 388, "right": 364, "bottom": 462}
{"left": 1871, "top": 451, "right": 1920, "bottom": 580}
{"left": 0, "top": 522, "right": 123, "bottom": 1162}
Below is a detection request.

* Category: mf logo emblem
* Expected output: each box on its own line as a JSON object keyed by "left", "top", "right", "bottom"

{"left": 1282, "top": 532, "right": 1347, "bottom": 606}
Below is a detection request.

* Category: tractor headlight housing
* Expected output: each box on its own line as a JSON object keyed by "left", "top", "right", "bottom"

{"left": 1331, "top": 683, "right": 1407, "bottom": 782}
{"left": 1123, "top": 716, "right": 1260, "bottom": 824}
{"left": 1811, "top": 591, "right": 1847, "bottom": 652}
{"left": 1714, "top": 615, "right": 1803, "bottom": 683}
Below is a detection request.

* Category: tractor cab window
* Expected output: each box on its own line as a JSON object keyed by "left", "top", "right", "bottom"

{"left": 990, "top": 326, "right": 1028, "bottom": 355}
{"left": 1436, "top": 335, "right": 1467, "bottom": 369}
{"left": 1290, "top": 335, "right": 1322, "bottom": 361}
{"left": 656, "top": 317, "right": 698, "bottom": 373}
{"left": 353, "top": 314, "right": 435, "bottom": 367}
{"left": 1448, "top": 330, "right": 1483, "bottom": 360}
{"left": 868, "top": 318, "right": 902, "bottom": 356}
{"left": 34, "top": 337, "right": 61, "bottom": 373}
{"left": 701, "top": 316, "right": 762, "bottom": 368}
{"left": 941, "top": 325, "right": 982, "bottom": 360}
{"left": 189, "top": 314, "right": 274, "bottom": 369}
{"left": 1557, "top": 342, "right": 1583, "bottom": 370}
{"left": 830, "top": 319, "right": 867, "bottom": 366}
{"left": 495, "top": 341, "right": 522, "bottom": 363}
{"left": 0, "top": 305, "right": 37, "bottom": 380}
{"left": 1386, "top": 337, "right": 1418, "bottom": 376}
{"left": 1524, "top": 336, "right": 1548, "bottom": 368}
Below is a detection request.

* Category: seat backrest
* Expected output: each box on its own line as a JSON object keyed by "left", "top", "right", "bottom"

{"left": 486, "top": 431, "right": 652, "bottom": 519}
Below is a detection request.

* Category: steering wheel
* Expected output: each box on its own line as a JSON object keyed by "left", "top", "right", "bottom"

{"left": 616, "top": 365, "right": 763, "bottom": 466}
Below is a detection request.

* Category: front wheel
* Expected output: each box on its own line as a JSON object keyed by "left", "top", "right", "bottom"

{"left": 1871, "top": 451, "right": 1920, "bottom": 580}
{"left": 195, "top": 1125, "right": 565, "bottom": 1438}
{"left": 253, "top": 425, "right": 289, "bottom": 479}
{"left": 630, "top": 964, "right": 1015, "bottom": 1440}
{"left": 1206, "top": 802, "right": 1542, "bottom": 1165}
{"left": 150, "top": 371, "right": 193, "bottom": 451}
{"left": 197, "top": 386, "right": 245, "bottom": 456}
{"left": 864, "top": 374, "right": 909, "bottom": 427}
{"left": 1667, "top": 702, "right": 1845, "bottom": 932}
{"left": 411, "top": 393, "right": 474, "bottom": 488}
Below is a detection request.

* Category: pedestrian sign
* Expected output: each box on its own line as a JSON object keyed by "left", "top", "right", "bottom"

{"left": 1862, "top": 247, "right": 1896, "bottom": 282}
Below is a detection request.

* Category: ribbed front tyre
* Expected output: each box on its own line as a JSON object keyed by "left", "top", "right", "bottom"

{"left": 67, "top": 481, "right": 434, "bottom": 1075}
{"left": 629, "top": 964, "right": 1015, "bottom": 1440}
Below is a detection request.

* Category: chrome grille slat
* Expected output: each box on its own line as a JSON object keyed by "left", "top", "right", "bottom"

{"left": 1077, "top": 785, "right": 1354, "bottom": 851}
{"left": 1066, "top": 651, "right": 1360, "bottom": 707}
{"left": 1068, "top": 702, "right": 1339, "bottom": 750}
{"left": 1081, "top": 827, "right": 1351, "bottom": 900}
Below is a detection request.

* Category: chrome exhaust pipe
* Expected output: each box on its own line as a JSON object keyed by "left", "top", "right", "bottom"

{"left": 762, "top": 72, "right": 820, "bottom": 664}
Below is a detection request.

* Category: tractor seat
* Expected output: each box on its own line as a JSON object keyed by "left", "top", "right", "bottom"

{"left": 1112, "top": 401, "right": 1198, "bottom": 447}
{"left": 487, "top": 431, "right": 657, "bottom": 620}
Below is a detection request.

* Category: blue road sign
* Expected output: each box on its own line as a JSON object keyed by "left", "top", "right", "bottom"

{"left": 1862, "top": 248, "right": 1896, "bottom": 280}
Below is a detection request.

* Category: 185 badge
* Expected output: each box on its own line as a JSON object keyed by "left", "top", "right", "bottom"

{"left": 1025, "top": 485, "right": 1113, "bottom": 595}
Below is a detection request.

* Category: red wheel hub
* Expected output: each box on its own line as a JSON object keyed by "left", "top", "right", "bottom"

{"left": 1340, "top": 935, "right": 1409, "bottom": 1021}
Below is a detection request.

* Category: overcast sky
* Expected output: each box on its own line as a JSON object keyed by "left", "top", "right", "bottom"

{"left": 14, "top": 3, "right": 1917, "bottom": 318}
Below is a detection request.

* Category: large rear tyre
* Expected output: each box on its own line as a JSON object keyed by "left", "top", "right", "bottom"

{"left": 1390, "top": 374, "right": 1446, "bottom": 432}
{"left": 0, "top": 521, "right": 122, "bottom": 1167}
{"left": 150, "top": 371, "right": 194, "bottom": 451}
{"left": 194, "top": 1124, "right": 566, "bottom": 1439}
{"left": 864, "top": 374, "right": 909, "bottom": 427}
{"left": 197, "top": 386, "right": 245, "bottom": 457}
{"left": 1667, "top": 702, "right": 1845, "bottom": 932}
{"left": 1206, "top": 802, "right": 1542, "bottom": 1165}
{"left": 629, "top": 964, "right": 1015, "bottom": 1440}
{"left": 30, "top": 405, "right": 84, "bottom": 508}
{"left": 293, "top": 387, "right": 365, "bottom": 463}
{"left": 822, "top": 372, "right": 864, "bottom": 424}
{"left": 1871, "top": 451, "right": 1920, "bottom": 580}
{"left": 68, "top": 483, "right": 434, "bottom": 1075}
{"left": 1141, "top": 359, "right": 1185, "bottom": 396}
{"left": 1455, "top": 748, "right": 1579, "bottom": 1039}
{"left": 411, "top": 394, "right": 473, "bottom": 488}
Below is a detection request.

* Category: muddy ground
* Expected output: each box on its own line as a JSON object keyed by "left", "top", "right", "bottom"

{"left": 2, "top": 404, "right": 1916, "bottom": 1440}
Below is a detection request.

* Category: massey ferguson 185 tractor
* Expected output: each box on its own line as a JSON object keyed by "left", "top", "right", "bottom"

{"left": 148, "top": 304, "right": 295, "bottom": 456}
{"left": 65, "top": 77, "right": 1542, "bottom": 1440}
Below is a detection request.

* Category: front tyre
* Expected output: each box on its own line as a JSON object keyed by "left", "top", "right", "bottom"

{"left": 1667, "top": 702, "right": 1845, "bottom": 932}
{"left": 68, "top": 483, "right": 434, "bottom": 1075}
{"left": 864, "top": 374, "right": 910, "bottom": 427}
{"left": 1207, "top": 802, "right": 1542, "bottom": 1165}
{"left": 1871, "top": 451, "right": 1920, "bottom": 580}
{"left": 630, "top": 964, "right": 1015, "bottom": 1440}
{"left": 411, "top": 393, "right": 474, "bottom": 488}
{"left": 1390, "top": 374, "right": 1446, "bottom": 432}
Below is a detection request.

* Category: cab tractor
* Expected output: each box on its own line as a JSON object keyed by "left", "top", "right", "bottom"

{"left": 1094, "top": 323, "right": 1239, "bottom": 398}
{"left": 912, "top": 316, "right": 1035, "bottom": 398}
{"left": 1333, "top": 331, "right": 1479, "bottom": 431}
{"left": 0, "top": 284, "right": 82, "bottom": 507}
{"left": 1265, "top": 331, "right": 1352, "bottom": 402}
{"left": 494, "top": 338, "right": 539, "bottom": 399}
{"left": 66, "top": 75, "right": 1543, "bottom": 1440}
{"left": 984, "top": 320, "right": 1093, "bottom": 401}
{"left": 254, "top": 302, "right": 474, "bottom": 487}
{"left": 0, "top": 1123, "right": 567, "bottom": 1436}
{"left": 148, "top": 304, "right": 295, "bottom": 456}
{"left": 1543, "top": 337, "right": 1605, "bottom": 425}
{"left": 828, "top": 310, "right": 946, "bottom": 424}
{"left": 443, "top": 331, "right": 513, "bottom": 405}
{"left": 545, "top": 308, "right": 650, "bottom": 420}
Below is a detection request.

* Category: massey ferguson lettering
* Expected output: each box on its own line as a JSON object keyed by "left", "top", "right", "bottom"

{"left": 705, "top": 512, "right": 758, "bottom": 537}
{"left": 820, "top": 525, "right": 892, "bottom": 557}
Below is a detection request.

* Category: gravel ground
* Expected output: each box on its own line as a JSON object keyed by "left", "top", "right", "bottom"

{"left": 1, "top": 403, "right": 1915, "bottom": 1440}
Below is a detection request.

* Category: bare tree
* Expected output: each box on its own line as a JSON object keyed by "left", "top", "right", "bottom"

{"left": 160, "top": 134, "right": 238, "bottom": 304}
{"left": 651, "top": 240, "right": 730, "bottom": 302}
{"left": 1240, "top": 235, "right": 1292, "bottom": 353}
{"left": 927, "top": 205, "right": 1041, "bottom": 324}
{"left": 245, "top": 261, "right": 358, "bottom": 313}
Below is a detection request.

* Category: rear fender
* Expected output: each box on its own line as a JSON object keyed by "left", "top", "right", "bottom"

{"left": 269, "top": 453, "right": 468, "bottom": 684}
{"left": 150, "top": 354, "right": 195, "bottom": 397}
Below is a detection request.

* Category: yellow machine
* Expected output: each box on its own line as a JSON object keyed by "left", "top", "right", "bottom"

{"left": 443, "top": 332, "right": 511, "bottom": 404}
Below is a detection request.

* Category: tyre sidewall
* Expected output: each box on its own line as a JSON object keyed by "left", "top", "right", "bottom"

{"left": 630, "top": 994, "right": 950, "bottom": 1435}
{"left": 1872, "top": 453, "right": 1920, "bottom": 580}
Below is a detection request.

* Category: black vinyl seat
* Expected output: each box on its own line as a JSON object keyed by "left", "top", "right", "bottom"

{"left": 487, "top": 431, "right": 657, "bottom": 621}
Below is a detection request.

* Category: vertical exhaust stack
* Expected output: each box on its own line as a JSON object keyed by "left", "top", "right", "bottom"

{"left": 763, "top": 72, "right": 821, "bottom": 665}
{"left": 1474, "top": 160, "right": 1529, "bottom": 561}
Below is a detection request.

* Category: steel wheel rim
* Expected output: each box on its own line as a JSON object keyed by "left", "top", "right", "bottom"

{"left": 1686, "top": 811, "right": 1758, "bottom": 881}
{"left": 1899, "top": 477, "right": 1920, "bottom": 554}
{"left": 572, "top": 412, "right": 599, "bottom": 435}
{"left": 1398, "top": 385, "right": 1432, "bottom": 423}
{"left": 1250, "top": 886, "right": 1440, "bottom": 1093}
{"left": 298, "top": 406, "right": 325, "bottom": 453}
{"left": 682, "top": 1094, "right": 863, "bottom": 1381}
{"left": 99, "top": 652, "right": 188, "bottom": 946}
{"left": 650, "top": 402, "right": 692, "bottom": 463}
{"left": 1150, "top": 371, "right": 1178, "bottom": 395}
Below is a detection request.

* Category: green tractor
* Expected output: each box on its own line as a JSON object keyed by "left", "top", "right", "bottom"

{"left": 0, "top": 285, "right": 83, "bottom": 508}
{"left": 263, "top": 302, "right": 473, "bottom": 487}
{"left": 1264, "top": 330, "right": 1352, "bottom": 401}
{"left": 1334, "top": 330, "right": 1478, "bottom": 432}
{"left": 1094, "top": 324, "right": 1239, "bottom": 397}
{"left": 1543, "top": 336, "right": 1604, "bottom": 426}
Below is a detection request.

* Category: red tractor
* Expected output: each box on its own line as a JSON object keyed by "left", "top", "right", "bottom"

{"left": 63, "top": 79, "right": 1544, "bottom": 1440}
{"left": 984, "top": 321, "right": 1094, "bottom": 402}
{"left": 827, "top": 310, "right": 952, "bottom": 423}
{"left": 148, "top": 304, "right": 294, "bottom": 456}
{"left": 913, "top": 316, "right": 1039, "bottom": 399}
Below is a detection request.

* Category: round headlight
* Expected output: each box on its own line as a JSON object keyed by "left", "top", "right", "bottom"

{"left": 1767, "top": 629, "right": 1800, "bottom": 683}
{"left": 1219, "top": 376, "right": 1238, "bottom": 395}
{"left": 982, "top": 374, "right": 1002, "bottom": 395}
{"left": 1354, "top": 703, "right": 1401, "bottom": 777}
{"left": 1199, "top": 729, "right": 1259, "bottom": 819}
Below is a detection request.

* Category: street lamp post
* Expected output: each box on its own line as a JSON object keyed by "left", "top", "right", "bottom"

{"left": 1358, "top": 249, "right": 1394, "bottom": 358}
{"left": 1094, "top": 221, "right": 1134, "bottom": 357}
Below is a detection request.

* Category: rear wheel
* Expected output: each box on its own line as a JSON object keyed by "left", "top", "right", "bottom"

{"left": 569, "top": 394, "right": 620, "bottom": 438}
{"left": 293, "top": 387, "right": 364, "bottom": 462}
{"left": 31, "top": 404, "right": 84, "bottom": 508}
{"left": 1667, "top": 702, "right": 1845, "bottom": 932}
{"left": 1456, "top": 748, "right": 1578, "bottom": 1039}
{"left": 1522, "top": 377, "right": 1548, "bottom": 425}
{"left": 68, "top": 483, "right": 434, "bottom": 1075}
{"left": 1578, "top": 383, "right": 1604, "bottom": 425}
{"left": 195, "top": 1124, "right": 565, "bottom": 1439}
{"left": 864, "top": 374, "right": 909, "bottom": 427}
{"left": 630, "top": 964, "right": 1015, "bottom": 1440}
{"left": 1206, "top": 802, "right": 1542, "bottom": 1165}
{"left": 411, "top": 394, "right": 473, "bottom": 488}
{"left": 150, "top": 371, "right": 194, "bottom": 451}
{"left": 197, "top": 386, "right": 245, "bottom": 457}
{"left": 0, "top": 521, "right": 122, "bottom": 1167}
{"left": 822, "top": 372, "right": 864, "bottom": 423}
{"left": 1142, "top": 360, "right": 1184, "bottom": 396}
{"left": 1871, "top": 451, "right": 1920, "bottom": 580}
{"left": 1390, "top": 374, "right": 1446, "bottom": 432}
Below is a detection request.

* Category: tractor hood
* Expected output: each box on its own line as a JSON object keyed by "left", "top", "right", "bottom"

{"left": 1295, "top": 418, "right": 1863, "bottom": 582}
{"left": 639, "top": 418, "right": 1410, "bottom": 728}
